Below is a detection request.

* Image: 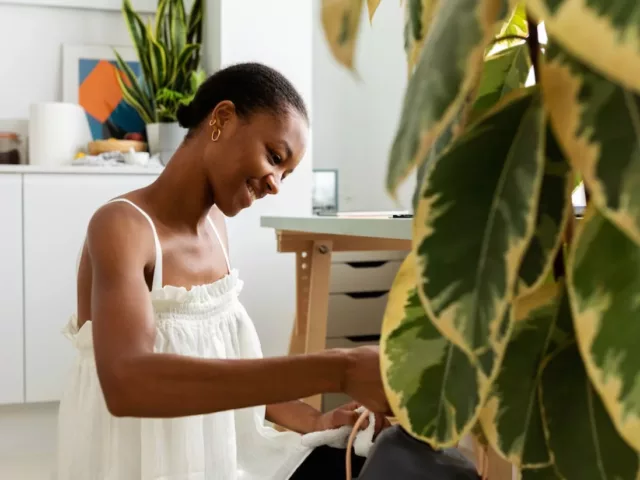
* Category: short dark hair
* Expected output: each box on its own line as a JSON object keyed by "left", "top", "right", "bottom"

{"left": 176, "top": 62, "right": 308, "bottom": 136}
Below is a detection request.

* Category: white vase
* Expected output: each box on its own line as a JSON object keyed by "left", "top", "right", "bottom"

{"left": 146, "top": 122, "right": 188, "bottom": 166}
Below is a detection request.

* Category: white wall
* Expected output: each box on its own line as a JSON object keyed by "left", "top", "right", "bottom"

{"left": 212, "top": 0, "right": 313, "bottom": 358}
{"left": 0, "top": 4, "right": 137, "bottom": 119}
{"left": 312, "top": 0, "right": 415, "bottom": 211}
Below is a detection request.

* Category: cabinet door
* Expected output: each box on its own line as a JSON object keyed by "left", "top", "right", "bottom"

{"left": 0, "top": 174, "right": 24, "bottom": 404}
{"left": 23, "top": 173, "right": 157, "bottom": 402}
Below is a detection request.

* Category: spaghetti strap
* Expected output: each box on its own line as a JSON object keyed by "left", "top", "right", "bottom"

{"left": 107, "top": 198, "right": 164, "bottom": 291}
{"left": 206, "top": 215, "right": 231, "bottom": 273}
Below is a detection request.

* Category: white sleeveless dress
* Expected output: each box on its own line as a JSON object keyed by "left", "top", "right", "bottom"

{"left": 57, "top": 198, "right": 313, "bottom": 480}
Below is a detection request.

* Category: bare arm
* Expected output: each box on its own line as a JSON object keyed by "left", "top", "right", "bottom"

{"left": 89, "top": 205, "right": 348, "bottom": 418}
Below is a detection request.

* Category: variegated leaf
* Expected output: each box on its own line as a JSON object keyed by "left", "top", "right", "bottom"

{"left": 403, "top": 0, "right": 440, "bottom": 73}
{"left": 471, "top": 42, "right": 531, "bottom": 121}
{"left": 567, "top": 207, "right": 640, "bottom": 452}
{"left": 488, "top": 2, "right": 528, "bottom": 55}
{"left": 519, "top": 465, "right": 561, "bottom": 480}
{"left": 367, "top": 0, "right": 381, "bottom": 22}
{"left": 414, "top": 88, "right": 546, "bottom": 364}
{"left": 517, "top": 126, "right": 572, "bottom": 296}
{"left": 387, "top": 0, "right": 509, "bottom": 196}
{"left": 321, "top": 0, "right": 364, "bottom": 71}
{"left": 541, "top": 41, "right": 640, "bottom": 247}
{"left": 540, "top": 340, "right": 640, "bottom": 479}
{"left": 381, "top": 252, "right": 489, "bottom": 447}
{"left": 479, "top": 283, "right": 563, "bottom": 469}
{"left": 526, "top": 0, "right": 640, "bottom": 94}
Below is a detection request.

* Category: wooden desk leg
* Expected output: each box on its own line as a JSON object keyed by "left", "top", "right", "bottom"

{"left": 289, "top": 248, "right": 313, "bottom": 357}
{"left": 299, "top": 240, "right": 333, "bottom": 410}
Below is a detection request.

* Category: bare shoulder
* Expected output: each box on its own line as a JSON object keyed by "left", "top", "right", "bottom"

{"left": 86, "top": 200, "right": 156, "bottom": 272}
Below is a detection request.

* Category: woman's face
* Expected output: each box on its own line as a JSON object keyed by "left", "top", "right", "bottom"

{"left": 199, "top": 101, "right": 308, "bottom": 217}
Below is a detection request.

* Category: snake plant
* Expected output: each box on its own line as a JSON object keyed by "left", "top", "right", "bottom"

{"left": 114, "top": 0, "right": 205, "bottom": 124}
{"left": 322, "top": 1, "right": 640, "bottom": 478}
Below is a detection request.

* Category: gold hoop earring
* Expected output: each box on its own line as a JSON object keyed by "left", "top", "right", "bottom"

{"left": 211, "top": 128, "right": 221, "bottom": 142}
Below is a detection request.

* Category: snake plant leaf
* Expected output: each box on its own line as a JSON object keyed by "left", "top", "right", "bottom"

{"left": 387, "top": 0, "right": 509, "bottom": 197}
{"left": 526, "top": 0, "right": 640, "bottom": 94}
{"left": 381, "top": 252, "right": 489, "bottom": 448}
{"left": 541, "top": 42, "right": 640, "bottom": 248}
{"left": 123, "top": 0, "right": 152, "bottom": 83}
{"left": 414, "top": 88, "right": 546, "bottom": 364}
{"left": 567, "top": 207, "right": 640, "bottom": 452}
{"left": 516, "top": 126, "right": 572, "bottom": 296}
{"left": 403, "top": 0, "right": 440, "bottom": 73}
{"left": 367, "top": 0, "right": 381, "bottom": 22}
{"left": 146, "top": 25, "right": 169, "bottom": 90}
{"left": 479, "top": 283, "right": 563, "bottom": 468}
{"left": 540, "top": 340, "right": 640, "bottom": 479}
{"left": 321, "top": 0, "right": 364, "bottom": 71}
{"left": 155, "top": 0, "right": 169, "bottom": 39}
{"left": 470, "top": 42, "right": 531, "bottom": 121}
{"left": 113, "top": 50, "right": 155, "bottom": 124}
{"left": 169, "top": 0, "right": 187, "bottom": 60}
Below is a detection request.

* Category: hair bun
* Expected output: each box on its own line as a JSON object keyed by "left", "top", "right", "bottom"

{"left": 176, "top": 103, "right": 192, "bottom": 128}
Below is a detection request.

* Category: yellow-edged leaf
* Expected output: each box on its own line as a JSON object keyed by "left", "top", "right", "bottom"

{"left": 321, "top": 0, "right": 364, "bottom": 71}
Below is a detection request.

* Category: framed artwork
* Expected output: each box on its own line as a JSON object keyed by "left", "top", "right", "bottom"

{"left": 312, "top": 169, "right": 339, "bottom": 215}
{"left": 62, "top": 44, "right": 146, "bottom": 141}
{"left": 0, "top": 0, "right": 157, "bottom": 12}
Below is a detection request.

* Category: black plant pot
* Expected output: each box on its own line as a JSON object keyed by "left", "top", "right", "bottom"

{"left": 357, "top": 425, "right": 480, "bottom": 480}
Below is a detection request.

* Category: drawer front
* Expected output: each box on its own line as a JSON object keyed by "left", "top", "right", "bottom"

{"left": 331, "top": 250, "right": 408, "bottom": 263}
{"left": 327, "top": 292, "right": 388, "bottom": 338}
{"left": 323, "top": 337, "right": 380, "bottom": 412}
{"left": 329, "top": 260, "right": 402, "bottom": 294}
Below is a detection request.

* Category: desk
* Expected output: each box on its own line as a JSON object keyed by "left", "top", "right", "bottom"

{"left": 261, "top": 215, "right": 411, "bottom": 409}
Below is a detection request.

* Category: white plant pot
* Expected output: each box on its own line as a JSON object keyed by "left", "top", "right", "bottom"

{"left": 146, "top": 122, "right": 188, "bottom": 166}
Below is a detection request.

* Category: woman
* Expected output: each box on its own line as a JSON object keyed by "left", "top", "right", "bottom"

{"left": 57, "top": 62, "right": 390, "bottom": 480}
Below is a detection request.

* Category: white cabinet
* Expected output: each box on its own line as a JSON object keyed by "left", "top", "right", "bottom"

{"left": 0, "top": 174, "right": 24, "bottom": 404}
{"left": 23, "top": 174, "right": 156, "bottom": 402}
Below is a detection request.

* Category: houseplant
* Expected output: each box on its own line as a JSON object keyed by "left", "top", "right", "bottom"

{"left": 322, "top": 1, "right": 640, "bottom": 478}
{"left": 115, "top": 0, "right": 205, "bottom": 165}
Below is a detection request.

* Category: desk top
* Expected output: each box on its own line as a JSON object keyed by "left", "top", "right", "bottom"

{"left": 260, "top": 215, "right": 412, "bottom": 240}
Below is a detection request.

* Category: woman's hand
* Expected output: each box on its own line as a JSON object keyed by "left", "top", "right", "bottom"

{"left": 312, "top": 401, "right": 391, "bottom": 437}
{"left": 341, "top": 346, "right": 392, "bottom": 415}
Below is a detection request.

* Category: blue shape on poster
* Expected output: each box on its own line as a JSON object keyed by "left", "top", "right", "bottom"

{"left": 86, "top": 113, "right": 102, "bottom": 141}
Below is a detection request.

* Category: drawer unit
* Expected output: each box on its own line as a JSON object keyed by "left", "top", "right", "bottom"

{"left": 329, "top": 260, "right": 402, "bottom": 294}
{"left": 326, "top": 291, "right": 389, "bottom": 338}
{"left": 322, "top": 336, "right": 380, "bottom": 412}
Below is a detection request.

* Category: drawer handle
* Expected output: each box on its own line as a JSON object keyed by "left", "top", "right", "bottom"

{"left": 344, "top": 291, "right": 388, "bottom": 299}
{"left": 345, "top": 261, "right": 388, "bottom": 268}
{"left": 346, "top": 334, "right": 381, "bottom": 343}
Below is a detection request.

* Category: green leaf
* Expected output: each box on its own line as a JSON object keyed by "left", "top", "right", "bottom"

{"left": 471, "top": 43, "right": 531, "bottom": 121}
{"left": 381, "top": 253, "right": 488, "bottom": 447}
{"left": 414, "top": 88, "right": 546, "bottom": 365}
{"left": 516, "top": 125, "right": 573, "bottom": 296}
{"left": 321, "top": 0, "right": 364, "bottom": 71}
{"left": 122, "top": 0, "right": 153, "bottom": 83}
{"left": 540, "top": 340, "right": 640, "bottom": 479}
{"left": 541, "top": 41, "right": 640, "bottom": 248}
{"left": 113, "top": 50, "right": 155, "bottom": 123}
{"left": 146, "top": 25, "right": 168, "bottom": 90}
{"left": 526, "top": 0, "right": 640, "bottom": 93}
{"left": 403, "top": 0, "right": 440, "bottom": 73}
{"left": 387, "top": 0, "right": 509, "bottom": 196}
{"left": 567, "top": 207, "right": 640, "bottom": 452}
{"left": 519, "top": 465, "right": 561, "bottom": 480}
{"left": 479, "top": 283, "right": 564, "bottom": 468}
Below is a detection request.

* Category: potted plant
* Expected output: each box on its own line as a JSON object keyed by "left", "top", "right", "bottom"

{"left": 322, "top": 1, "right": 640, "bottom": 479}
{"left": 115, "top": 0, "right": 205, "bottom": 165}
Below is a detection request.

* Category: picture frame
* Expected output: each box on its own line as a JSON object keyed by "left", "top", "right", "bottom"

{"left": 312, "top": 169, "right": 339, "bottom": 215}
{"left": 62, "top": 44, "right": 146, "bottom": 140}
{"left": 0, "top": 0, "right": 157, "bottom": 12}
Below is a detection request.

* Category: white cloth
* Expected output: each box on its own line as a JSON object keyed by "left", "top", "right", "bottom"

{"left": 56, "top": 199, "right": 313, "bottom": 480}
{"left": 300, "top": 408, "right": 376, "bottom": 458}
